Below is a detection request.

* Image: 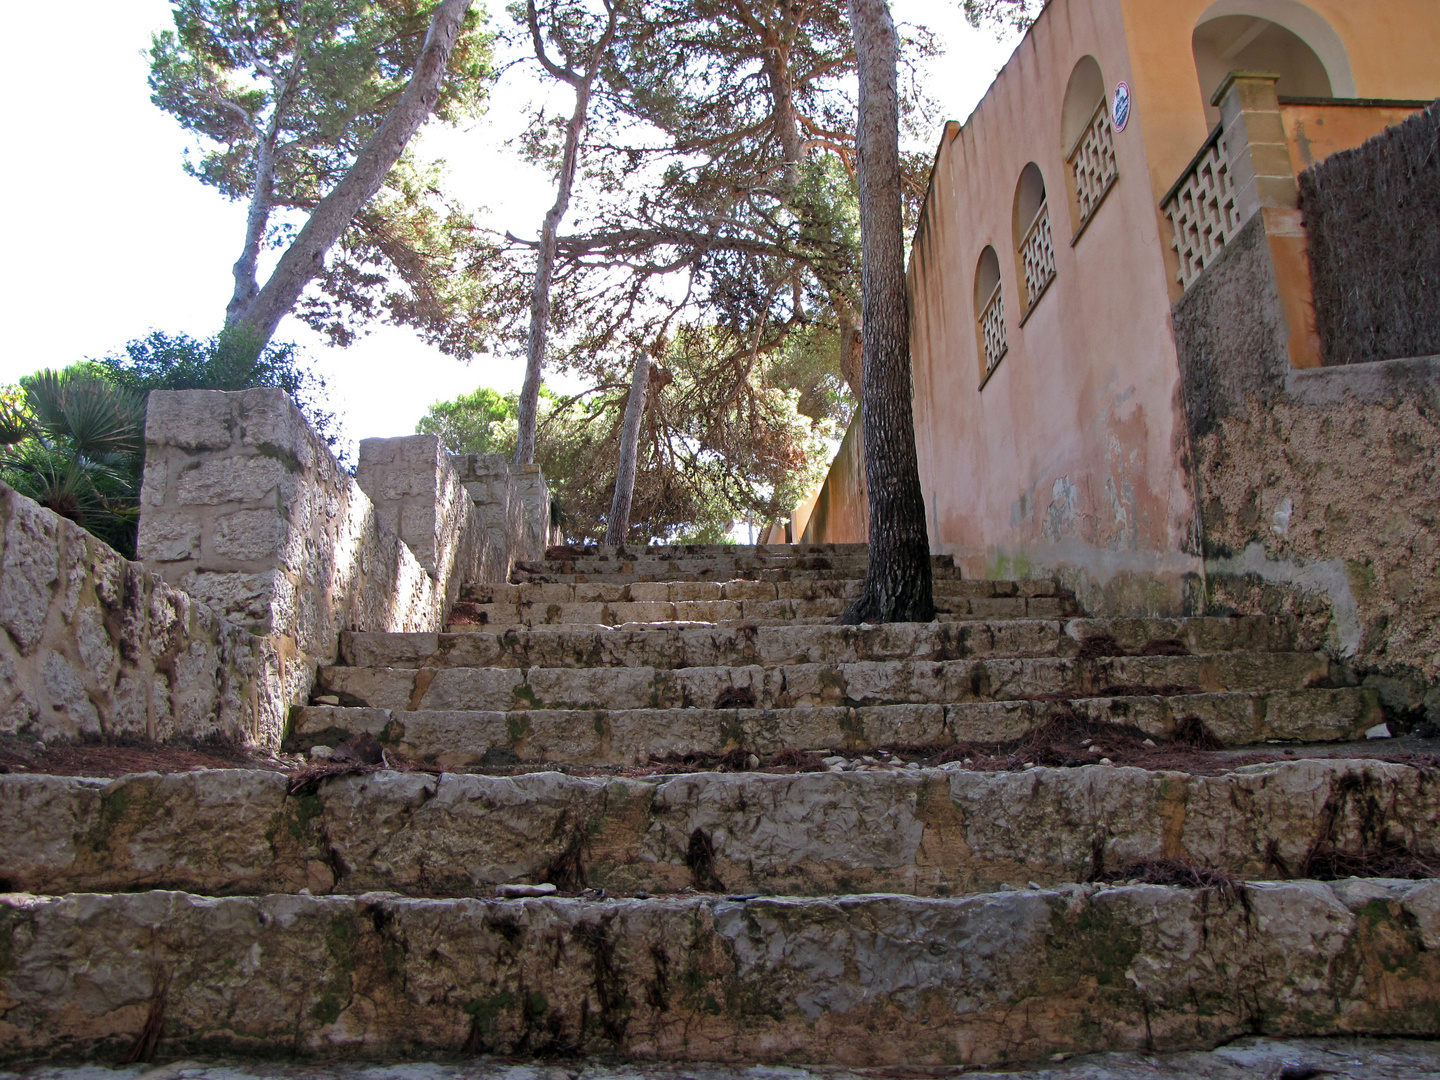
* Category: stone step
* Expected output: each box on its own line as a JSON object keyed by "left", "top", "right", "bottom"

{"left": 513, "top": 553, "right": 958, "bottom": 578}
{"left": 6, "top": 1040, "right": 1436, "bottom": 1080}
{"left": 315, "top": 652, "right": 1335, "bottom": 714}
{"left": 342, "top": 616, "right": 1305, "bottom": 671}
{"left": 289, "top": 687, "right": 1380, "bottom": 765}
{"left": 5, "top": 759, "right": 1433, "bottom": 899}
{"left": 451, "top": 593, "right": 1079, "bottom": 629}
{"left": 465, "top": 577, "right": 1059, "bottom": 605}
{"left": 5, "top": 881, "right": 1438, "bottom": 1064}
{"left": 509, "top": 563, "right": 974, "bottom": 585}
{"left": 549, "top": 542, "right": 874, "bottom": 559}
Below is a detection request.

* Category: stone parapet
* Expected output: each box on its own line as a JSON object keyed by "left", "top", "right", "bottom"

{"left": 355, "top": 435, "right": 501, "bottom": 609}
{"left": 0, "top": 483, "right": 275, "bottom": 747}
{"left": 451, "top": 453, "right": 551, "bottom": 571}
{"left": 134, "top": 390, "right": 548, "bottom": 744}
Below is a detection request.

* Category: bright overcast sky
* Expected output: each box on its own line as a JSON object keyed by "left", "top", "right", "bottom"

{"left": 0, "top": 1, "right": 1019, "bottom": 461}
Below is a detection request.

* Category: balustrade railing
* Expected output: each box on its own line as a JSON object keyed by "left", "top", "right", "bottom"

{"left": 979, "top": 283, "right": 1007, "bottom": 376}
{"left": 1162, "top": 123, "right": 1243, "bottom": 290}
{"left": 1068, "top": 100, "right": 1119, "bottom": 229}
{"left": 1019, "top": 203, "right": 1057, "bottom": 311}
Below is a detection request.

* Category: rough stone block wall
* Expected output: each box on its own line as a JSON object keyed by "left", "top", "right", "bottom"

{"left": 1300, "top": 99, "right": 1440, "bottom": 365}
{"left": 1174, "top": 216, "right": 1440, "bottom": 699}
{"left": 138, "top": 389, "right": 448, "bottom": 726}
{"left": 355, "top": 436, "right": 502, "bottom": 609}
{"left": 0, "top": 482, "right": 272, "bottom": 747}
{"left": 452, "top": 454, "right": 550, "bottom": 565}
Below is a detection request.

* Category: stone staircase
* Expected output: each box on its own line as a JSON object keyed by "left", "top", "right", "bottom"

{"left": 4, "top": 543, "right": 1439, "bottom": 1069}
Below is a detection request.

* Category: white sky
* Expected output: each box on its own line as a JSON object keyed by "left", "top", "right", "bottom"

{"left": 0, "top": 1, "right": 1019, "bottom": 462}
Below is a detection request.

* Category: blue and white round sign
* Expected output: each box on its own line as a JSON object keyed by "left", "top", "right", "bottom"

{"left": 1113, "top": 81, "right": 1132, "bottom": 132}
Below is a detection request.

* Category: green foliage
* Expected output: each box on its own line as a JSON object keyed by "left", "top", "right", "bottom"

{"left": 0, "top": 330, "right": 341, "bottom": 557}
{"left": 419, "top": 356, "right": 835, "bottom": 544}
{"left": 416, "top": 385, "right": 518, "bottom": 456}
{"left": 99, "top": 330, "right": 341, "bottom": 453}
{"left": 960, "top": 0, "right": 1045, "bottom": 34}
{"left": 149, "top": 0, "right": 501, "bottom": 355}
{"left": 0, "top": 369, "right": 147, "bottom": 557}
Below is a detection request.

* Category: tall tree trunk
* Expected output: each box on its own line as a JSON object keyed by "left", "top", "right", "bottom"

{"left": 842, "top": 0, "right": 934, "bottom": 624}
{"left": 515, "top": 0, "right": 618, "bottom": 465}
{"left": 226, "top": 136, "right": 276, "bottom": 326}
{"left": 229, "top": 0, "right": 473, "bottom": 354}
{"left": 605, "top": 351, "right": 652, "bottom": 546}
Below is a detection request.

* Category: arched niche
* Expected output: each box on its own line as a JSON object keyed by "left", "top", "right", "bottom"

{"left": 1062, "top": 56, "right": 1106, "bottom": 155}
{"left": 974, "top": 246, "right": 1007, "bottom": 382}
{"left": 1194, "top": 0, "right": 1355, "bottom": 123}
{"left": 1061, "top": 56, "right": 1119, "bottom": 235}
{"left": 1012, "top": 163, "right": 1056, "bottom": 313}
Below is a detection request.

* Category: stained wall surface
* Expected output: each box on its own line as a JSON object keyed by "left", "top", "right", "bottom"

{"left": 907, "top": 0, "right": 1201, "bottom": 614}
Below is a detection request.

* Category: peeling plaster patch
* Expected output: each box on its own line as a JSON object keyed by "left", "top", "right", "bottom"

{"left": 1207, "top": 543, "right": 1361, "bottom": 656}
{"left": 1042, "top": 477, "right": 1079, "bottom": 542}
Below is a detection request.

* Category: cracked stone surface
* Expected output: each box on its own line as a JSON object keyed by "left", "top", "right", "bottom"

{"left": 5, "top": 1036, "right": 1440, "bottom": 1076}
{"left": 3, "top": 882, "right": 1440, "bottom": 1065}
{"left": 4, "top": 759, "right": 1438, "bottom": 897}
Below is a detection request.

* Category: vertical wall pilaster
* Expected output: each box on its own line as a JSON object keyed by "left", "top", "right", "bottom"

{"left": 1214, "top": 72, "right": 1323, "bottom": 369}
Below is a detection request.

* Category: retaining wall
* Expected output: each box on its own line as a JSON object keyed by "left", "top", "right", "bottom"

{"left": 0, "top": 483, "right": 273, "bottom": 747}
{"left": 1173, "top": 215, "right": 1440, "bottom": 695}
{"left": 0, "top": 388, "right": 553, "bottom": 750}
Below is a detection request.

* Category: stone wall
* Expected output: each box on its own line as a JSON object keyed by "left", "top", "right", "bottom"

{"left": 451, "top": 453, "right": 551, "bottom": 566}
{"left": 0, "top": 483, "right": 272, "bottom": 747}
{"left": 1174, "top": 216, "right": 1440, "bottom": 701}
{"left": 799, "top": 414, "right": 868, "bottom": 544}
{"left": 135, "top": 389, "right": 549, "bottom": 745}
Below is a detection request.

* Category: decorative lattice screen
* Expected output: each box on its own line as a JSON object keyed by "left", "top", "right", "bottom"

{"left": 1020, "top": 205, "right": 1057, "bottom": 310}
{"left": 1163, "top": 127, "right": 1242, "bottom": 290}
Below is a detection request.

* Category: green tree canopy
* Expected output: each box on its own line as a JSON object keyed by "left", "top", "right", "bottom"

{"left": 419, "top": 358, "right": 835, "bottom": 544}
{"left": 149, "top": 0, "right": 500, "bottom": 355}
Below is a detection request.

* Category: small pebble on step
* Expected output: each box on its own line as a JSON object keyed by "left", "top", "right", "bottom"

{"left": 309, "top": 745, "right": 334, "bottom": 760}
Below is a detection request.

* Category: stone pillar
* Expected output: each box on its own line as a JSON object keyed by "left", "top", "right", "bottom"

{"left": 356, "top": 435, "right": 498, "bottom": 607}
{"left": 138, "top": 389, "right": 447, "bottom": 717}
{"left": 451, "top": 455, "right": 552, "bottom": 574}
{"left": 1214, "top": 71, "right": 1323, "bottom": 369}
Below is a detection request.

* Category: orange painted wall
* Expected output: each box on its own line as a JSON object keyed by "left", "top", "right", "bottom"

{"left": 1280, "top": 100, "right": 1434, "bottom": 174}
{"left": 807, "top": 0, "right": 1438, "bottom": 612}
{"left": 906, "top": 0, "right": 1199, "bottom": 606}
{"left": 800, "top": 415, "right": 868, "bottom": 545}
{"left": 1118, "top": 0, "right": 1440, "bottom": 291}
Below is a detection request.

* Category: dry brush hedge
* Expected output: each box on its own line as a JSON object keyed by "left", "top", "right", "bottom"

{"left": 1300, "top": 99, "right": 1440, "bottom": 365}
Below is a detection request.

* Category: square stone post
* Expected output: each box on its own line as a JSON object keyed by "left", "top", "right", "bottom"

{"left": 1214, "top": 71, "right": 1323, "bottom": 369}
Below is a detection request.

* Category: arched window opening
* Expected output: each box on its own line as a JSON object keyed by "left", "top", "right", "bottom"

{"left": 1062, "top": 56, "right": 1118, "bottom": 236}
{"left": 974, "top": 247, "right": 1007, "bottom": 382}
{"left": 1012, "top": 163, "right": 1056, "bottom": 314}
{"left": 1194, "top": 15, "right": 1331, "bottom": 123}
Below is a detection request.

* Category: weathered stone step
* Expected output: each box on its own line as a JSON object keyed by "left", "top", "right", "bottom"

{"left": 290, "top": 687, "right": 1380, "bottom": 765}
{"left": 316, "top": 652, "right": 1335, "bottom": 714}
{"left": 343, "top": 616, "right": 1305, "bottom": 671}
{"left": 514, "top": 553, "right": 958, "bottom": 578}
{"left": 466, "top": 577, "right": 1055, "bottom": 605}
{"left": 509, "top": 563, "right": 974, "bottom": 585}
{"left": 7, "top": 1039, "right": 1437, "bottom": 1080}
{"left": 550, "top": 542, "right": 874, "bottom": 559}
{"left": 5, "top": 881, "right": 1439, "bottom": 1064}
{"left": 453, "top": 593, "right": 1078, "bottom": 628}
{"left": 4, "top": 759, "right": 1433, "bottom": 899}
